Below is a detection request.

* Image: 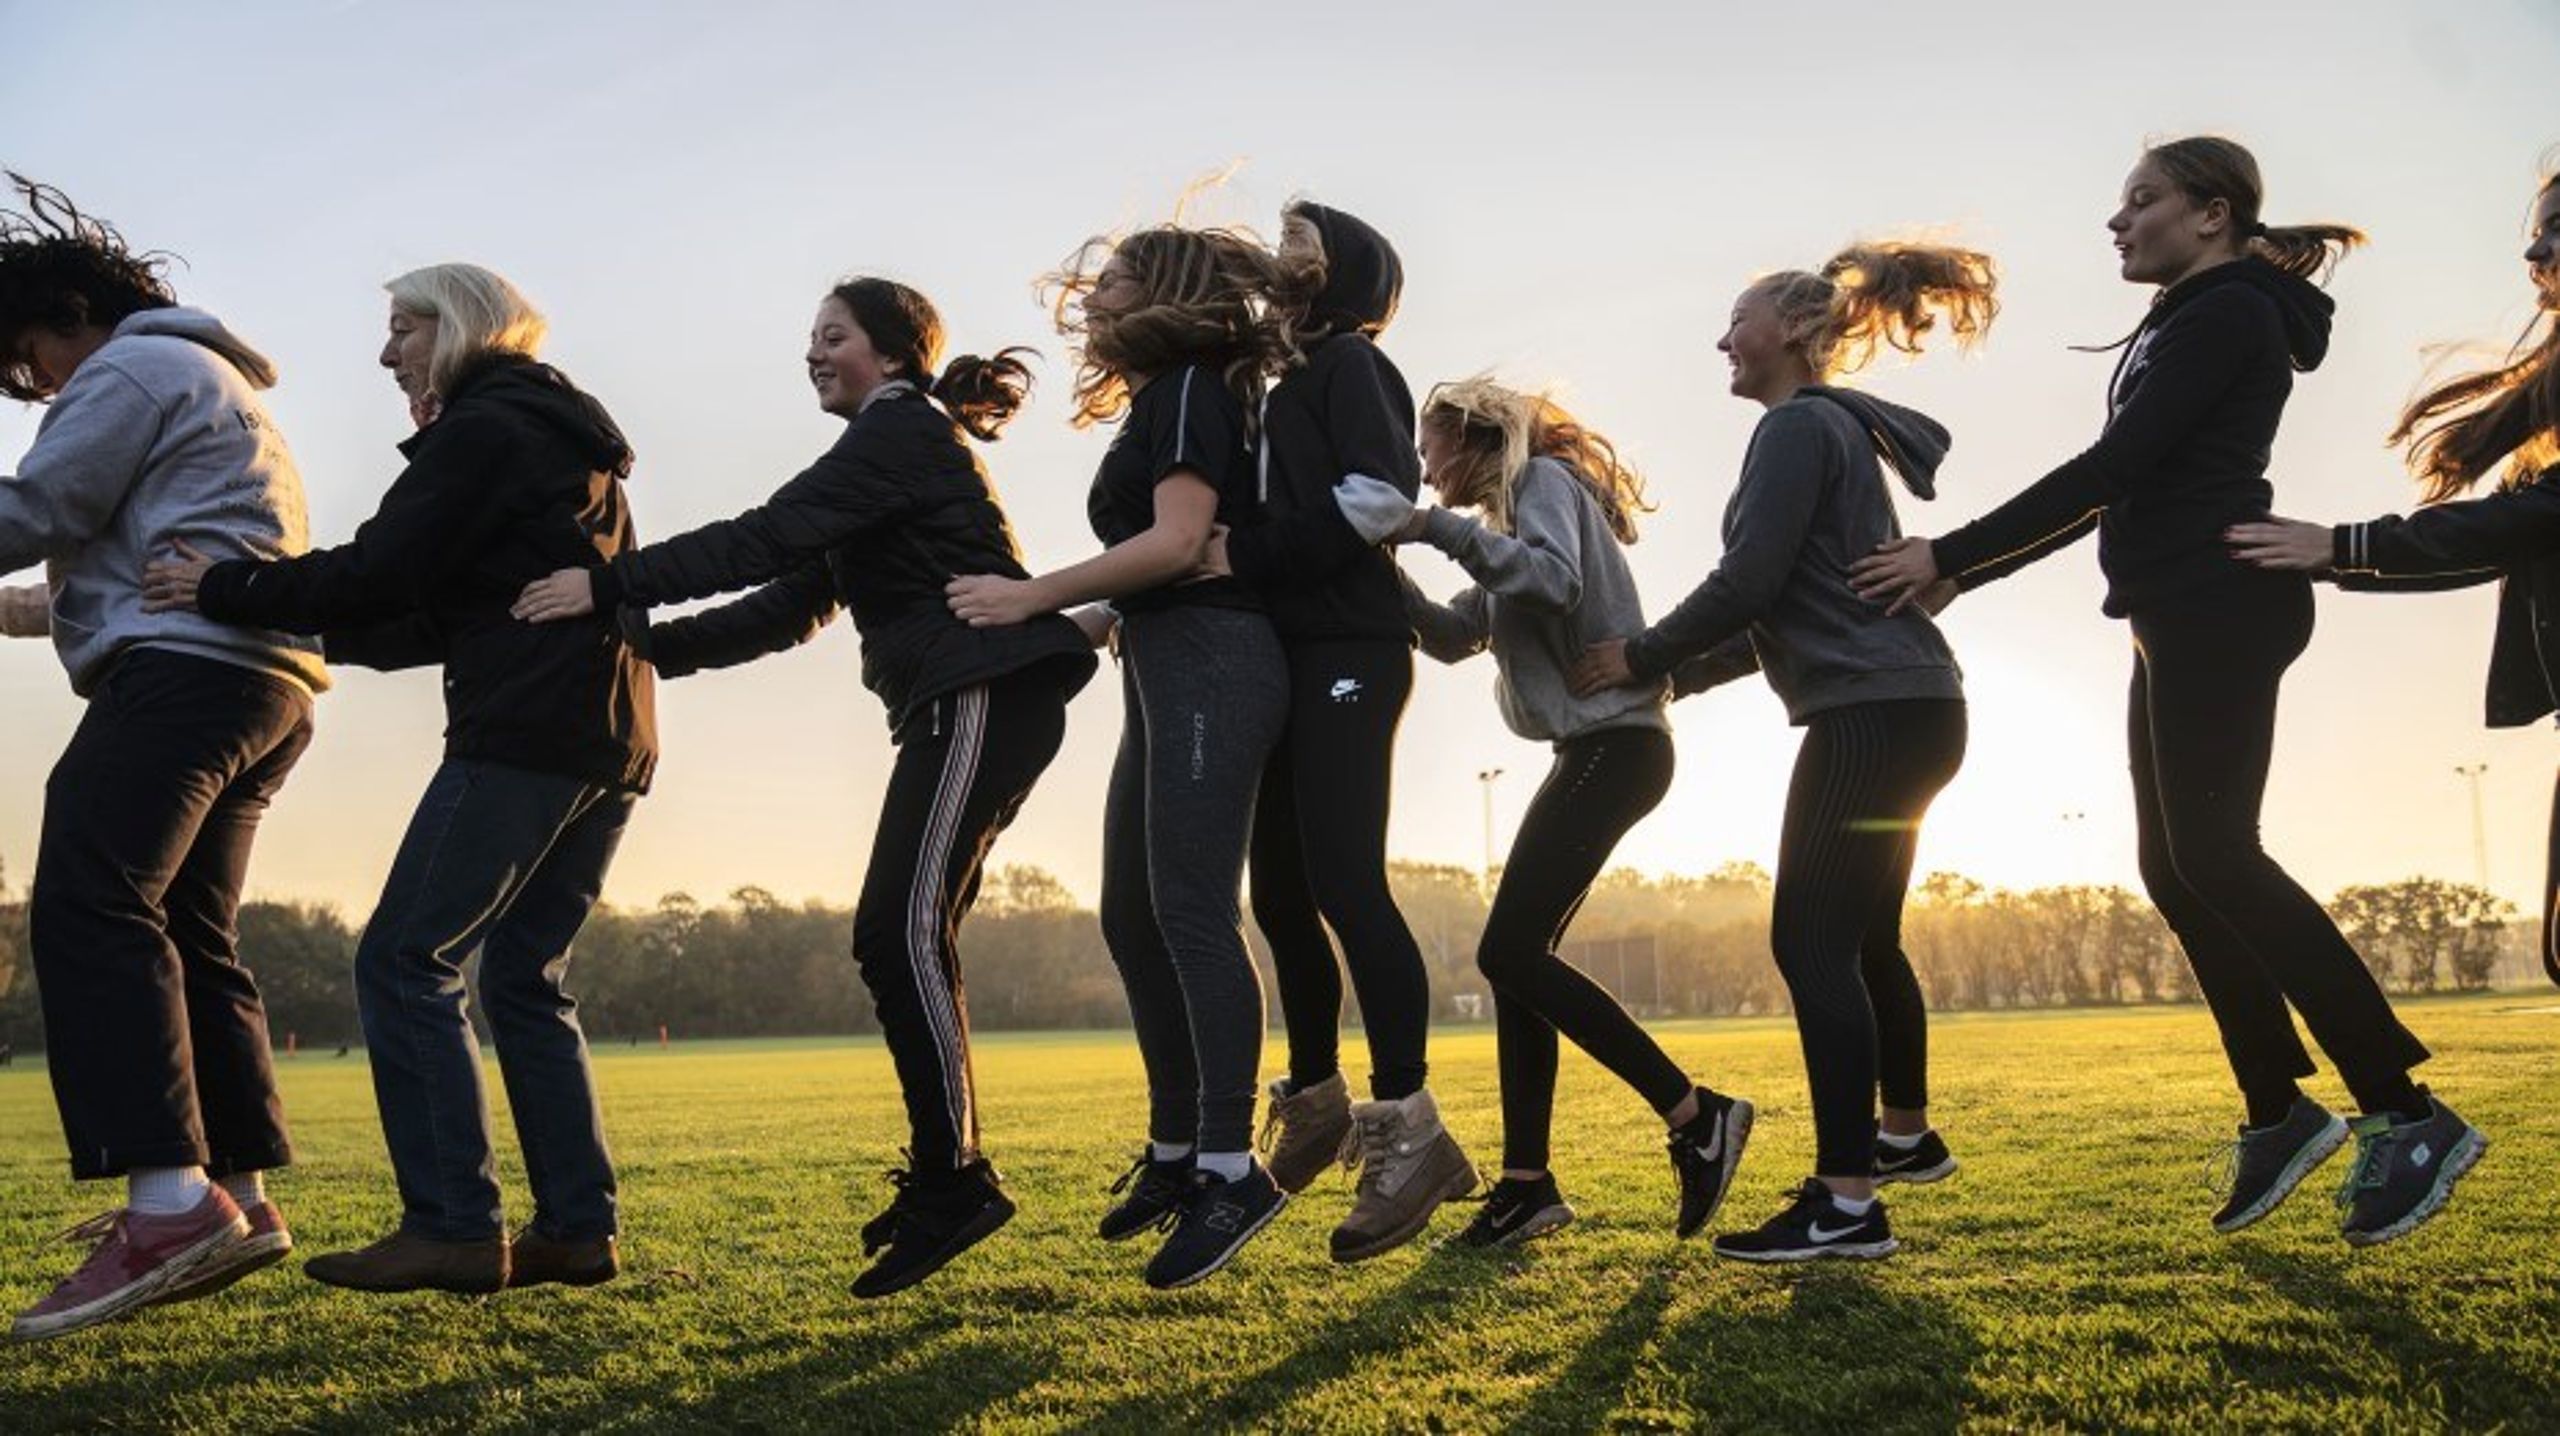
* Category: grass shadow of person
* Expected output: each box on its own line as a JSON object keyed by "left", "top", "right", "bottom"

{"left": 1647, "top": 1264, "right": 1982, "bottom": 1430}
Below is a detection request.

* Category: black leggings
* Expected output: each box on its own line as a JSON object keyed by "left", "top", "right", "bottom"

{"left": 1478, "top": 726, "right": 1690, "bottom": 1173}
{"left": 2127, "top": 576, "right": 2429, "bottom": 1115}
{"left": 1770, "top": 699, "right": 1966, "bottom": 1178}
{"left": 1253, "top": 638, "right": 1432, "bottom": 1100}
{"left": 2544, "top": 764, "right": 2559, "bottom": 988}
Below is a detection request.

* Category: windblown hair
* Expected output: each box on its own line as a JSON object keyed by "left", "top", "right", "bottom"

{"left": 1753, "top": 241, "right": 1999, "bottom": 379}
{"left": 1420, "top": 376, "right": 1650, "bottom": 543}
{"left": 0, "top": 173, "right": 177, "bottom": 402}
{"left": 2388, "top": 172, "right": 2560, "bottom": 501}
{"left": 384, "top": 263, "right": 548, "bottom": 396}
{"left": 1043, "top": 224, "right": 1294, "bottom": 439}
{"left": 1270, "top": 198, "right": 1333, "bottom": 343}
{"left": 2143, "top": 136, "right": 2366, "bottom": 283}
{"left": 828, "top": 275, "right": 1035, "bottom": 441}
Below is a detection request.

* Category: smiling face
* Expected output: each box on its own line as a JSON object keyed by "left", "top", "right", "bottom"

{"left": 805, "top": 296, "right": 899, "bottom": 418}
{"left": 379, "top": 303, "right": 439, "bottom": 402}
{"left": 1718, "top": 282, "right": 1807, "bottom": 407}
{"left": 2527, "top": 180, "right": 2560, "bottom": 309}
{"left": 2108, "top": 156, "right": 2235, "bottom": 287}
{"left": 1418, "top": 417, "right": 1465, "bottom": 505}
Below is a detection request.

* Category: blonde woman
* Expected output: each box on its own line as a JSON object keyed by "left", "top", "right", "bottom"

{"left": 146, "top": 264, "right": 654, "bottom": 1294}
{"left": 1339, "top": 377, "right": 1753, "bottom": 1248}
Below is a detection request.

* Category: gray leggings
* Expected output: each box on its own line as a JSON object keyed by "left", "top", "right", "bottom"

{"left": 1099, "top": 604, "right": 1290, "bottom": 1153}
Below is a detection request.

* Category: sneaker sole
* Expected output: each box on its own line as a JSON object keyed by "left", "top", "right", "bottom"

{"left": 2213, "top": 1115, "right": 2350, "bottom": 1234}
{"left": 1676, "top": 1098, "right": 1756, "bottom": 1239}
{"left": 11, "top": 1219, "right": 248, "bottom": 1341}
{"left": 1874, "top": 1155, "right": 1957, "bottom": 1187}
{"left": 2343, "top": 1127, "right": 2488, "bottom": 1248}
{"left": 852, "top": 1197, "right": 1016, "bottom": 1300}
{"left": 1711, "top": 1236, "right": 1901, "bottom": 1265}
{"left": 1145, "top": 1192, "right": 1289, "bottom": 1291}
{"left": 150, "top": 1230, "right": 294, "bottom": 1307}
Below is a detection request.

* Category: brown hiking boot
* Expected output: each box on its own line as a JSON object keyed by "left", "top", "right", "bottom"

{"left": 508, "top": 1229, "right": 618, "bottom": 1289}
{"left": 1258, "top": 1072, "right": 1354, "bottom": 1195}
{"left": 303, "top": 1230, "right": 507, "bottom": 1294}
{"left": 1331, "top": 1088, "right": 1479, "bottom": 1262}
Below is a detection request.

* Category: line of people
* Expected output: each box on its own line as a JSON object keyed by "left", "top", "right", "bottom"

{"left": 1, "top": 131, "right": 2539, "bottom": 1340}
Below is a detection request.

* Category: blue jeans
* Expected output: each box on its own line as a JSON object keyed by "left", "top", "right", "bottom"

{"left": 355, "top": 759, "right": 634, "bottom": 1241}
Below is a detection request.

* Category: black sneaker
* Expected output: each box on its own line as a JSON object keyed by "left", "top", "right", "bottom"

{"left": 1712, "top": 1179, "right": 1898, "bottom": 1264}
{"left": 2336, "top": 1096, "right": 2487, "bottom": 1247}
{"left": 2207, "top": 1096, "right": 2347, "bottom": 1233}
{"left": 1142, "top": 1161, "right": 1288, "bottom": 1290}
{"left": 1668, "top": 1089, "right": 1754, "bottom": 1238}
{"left": 1098, "top": 1150, "right": 1192, "bottom": 1243}
{"left": 850, "top": 1158, "right": 1016, "bottom": 1300}
{"left": 1873, "top": 1129, "right": 1959, "bottom": 1187}
{"left": 1448, "top": 1175, "right": 1574, "bottom": 1250}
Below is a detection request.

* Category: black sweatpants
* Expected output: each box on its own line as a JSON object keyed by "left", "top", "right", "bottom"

{"left": 32, "top": 648, "right": 312, "bottom": 1179}
{"left": 1770, "top": 699, "right": 1966, "bottom": 1178}
{"left": 1252, "top": 637, "right": 1432, "bottom": 1100}
{"left": 849, "top": 660, "right": 1077, "bottom": 1172}
{"left": 2127, "top": 575, "right": 2430, "bottom": 1115}
{"left": 1478, "top": 726, "right": 1691, "bottom": 1173}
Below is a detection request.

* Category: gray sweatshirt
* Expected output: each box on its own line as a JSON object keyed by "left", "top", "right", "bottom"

{"left": 1623, "top": 386, "right": 1960, "bottom": 723}
{"left": 1400, "top": 456, "right": 1668, "bottom": 743}
{"left": 0, "top": 308, "right": 328, "bottom": 697}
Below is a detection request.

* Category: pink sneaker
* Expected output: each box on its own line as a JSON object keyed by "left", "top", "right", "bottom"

{"left": 10, "top": 1188, "right": 248, "bottom": 1341}
{"left": 153, "top": 1200, "right": 294, "bottom": 1308}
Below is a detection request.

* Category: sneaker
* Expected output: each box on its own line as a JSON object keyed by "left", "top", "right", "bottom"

{"left": 509, "top": 1227, "right": 619, "bottom": 1289}
{"left": 1712, "top": 1179, "right": 1899, "bottom": 1264}
{"left": 1873, "top": 1130, "right": 1958, "bottom": 1187}
{"left": 1331, "top": 1089, "right": 1480, "bottom": 1262}
{"left": 153, "top": 1199, "right": 294, "bottom": 1307}
{"left": 10, "top": 1188, "right": 248, "bottom": 1341}
{"left": 1259, "top": 1073, "right": 1354, "bottom": 1195}
{"left": 1448, "top": 1175, "right": 1575, "bottom": 1250}
{"left": 1098, "top": 1149, "right": 1193, "bottom": 1242}
{"left": 303, "top": 1230, "right": 508, "bottom": 1294}
{"left": 851, "top": 1159, "right": 1015, "bottom": 1300}
{"left": 2336, "top": 1096, "right": 2488, "bottom": 1247}
{"left": 2207, "top": 1096, "right": 2347, "bottom": 1233}
{"left": 1668, "top": 1089, "right": 1754, "bottom": 1238}
{"left": 1143, "top": 1160, "right": 1288, "bottom": 1290}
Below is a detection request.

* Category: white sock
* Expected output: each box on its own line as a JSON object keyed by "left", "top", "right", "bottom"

{"left": 1879, "top": 1129, "right": 1927, "bottom": 1151}
{"left": 1829, "top": 1191, "right": 1876, "bottom": 1216}
{"left": 1150, "top": 1140, "right": 1194, "bottom": 1163}
{"left": 127, "top": 1165, "right": 213, "bottom": 1216}
{"left": 1196, "top": 1151, "right": 1252, "bottom": 1182}
{"left": 219, "top": 1172, "right": 265, "bottom": 1210}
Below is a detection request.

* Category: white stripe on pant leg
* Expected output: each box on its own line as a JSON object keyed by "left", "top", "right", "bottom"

{"left": 907, "top": 686, "right": 989, "bottom": 1161}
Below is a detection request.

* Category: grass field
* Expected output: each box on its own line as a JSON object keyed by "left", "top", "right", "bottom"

{"left": 0, "top": 994, "right": 2553, "bottom": 1433}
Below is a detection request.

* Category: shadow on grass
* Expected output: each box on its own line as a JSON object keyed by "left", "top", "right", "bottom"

{"left": 1651, "top": 1265, "right": 1982, "bottom": 1430}
{"left": 1503, "top": 1267, "right": 1680, "bottom": 1433}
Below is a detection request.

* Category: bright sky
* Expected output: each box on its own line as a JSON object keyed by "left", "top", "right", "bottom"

{"left": 2, "top": 1, "right": 2553, "bottom": 919}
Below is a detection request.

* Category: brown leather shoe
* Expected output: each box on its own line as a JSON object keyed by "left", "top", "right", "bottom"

{"left": 303, "top": 1230, "right": 507, "bottom": 1294}
{"left": 508, "top": 1229, "right": 617, "bottom": 1289}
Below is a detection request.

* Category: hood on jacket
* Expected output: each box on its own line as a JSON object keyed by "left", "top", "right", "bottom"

{"left": 1292, "top": 202, "right": 1404, "bottom": 338}
{"left": 2153, "top": 255, "right": 2335, "bottom": 372}
{"left": 113, "top": 306, "right": 278, "bottom": 389}
{"left": 1800, "top": 385, "right": 1951, "bottom": 500}
{"left": 439, "top": 352, "right": 634, "bottom": 477}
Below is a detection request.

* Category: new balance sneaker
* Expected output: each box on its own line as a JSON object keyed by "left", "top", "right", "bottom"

{"left": 1873, "top": 1129, "right": 1958, "bottom": 1187}
{"left": 152, "top": 1199, "right": 293, "bottom": 1307}
{"left": 1711, "top": 1179, "right": 1899, "bottom": 1264}
{"left": 2208, "top": 1096, "right": 2348, "bottom": 1233}
{"left": 851, "top": 1158, "right": 1015, "bottom": 1299}
{"left": 11, "top": 1188, "right": 249, "bottom": 1341}
{"left": 1448, "top": 1175, "right": 1574, "bottom": 1250}
{"left": 1259, "top": 1073, "right": 1354, "bottom": 1195}
{"left": 1098, "top": 1149, "right": 1192, "bottom": 1242}
{"left": 1668, "top": 1088, "right": 1754, "bottom": 1238}
{"left": 1143, "top": 1161, "right": 1288, "bottom": 1290}
{"left": 2336, "top": 1096, "right": 2487, "bottom": 1247}
{"left": 1330, "top": 1089, "right": 1480, "bottom": 1262}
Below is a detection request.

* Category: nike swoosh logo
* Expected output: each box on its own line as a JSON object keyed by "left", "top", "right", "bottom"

{"left": 1806, "top": 1221, "right": 1865, "bottom": 1242}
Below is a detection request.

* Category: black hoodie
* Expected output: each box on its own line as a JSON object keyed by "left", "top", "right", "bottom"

{"left": 198, "top": 353, "right": 658, "bottom": 792}
{"left": 1931, "top": 256, "right": 2336, "bottom": 617}
{"left": 1225, "top": 203, "right": 1420, "bottom": 643}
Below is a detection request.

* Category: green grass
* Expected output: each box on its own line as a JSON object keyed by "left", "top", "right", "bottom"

{"left": 2, "top": 994, "right": 2553, "bottom": 1433}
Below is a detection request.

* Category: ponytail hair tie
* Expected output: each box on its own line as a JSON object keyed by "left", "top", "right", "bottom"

{"left": 2243, "top": 219, "right": 2271, "bottom": 239}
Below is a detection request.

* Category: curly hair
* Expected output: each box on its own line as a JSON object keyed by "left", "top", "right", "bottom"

{"left": 1042, "top": 224, "right": 1295, "bottom": 441}
{"left": 1420, "top": 375, "right": 1651, "bottom": 543}
{"left": 1752, "top": 241, "right": 1999, "bottom": 381}
{"left": 0, "top": 173, "right": 177, "bottom": 401}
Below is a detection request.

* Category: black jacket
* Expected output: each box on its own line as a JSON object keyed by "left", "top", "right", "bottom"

{"left": 1933, "top": 258, "right": 2335, "bottom": 617}
{"left": 610, "top": 384, "right": 1094, "bottom": 739}
{"left": 2331, "top": 466, "right": 2560, "bottom": 729}
{"left": 198, "top": 354, "right": 657, "bottom": 792}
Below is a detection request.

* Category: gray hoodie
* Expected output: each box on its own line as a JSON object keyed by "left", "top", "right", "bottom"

{"left": 0, "top": 307, "right": 328, "bottom": 696}
{"left": 1399, "top": 456, "right": 1669, "bottom": 743}
{"left": 1623, "top": 386, "right": 1960, "bottom": 723}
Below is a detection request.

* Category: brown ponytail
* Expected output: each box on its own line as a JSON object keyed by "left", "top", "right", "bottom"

{"left": 2144, "top": 136, "right": 2366, "bottom": 283}
{"left": 930, "top": 348, "right": 1037, "bottom": 441}
{"left": 1759, "top": 240, "right": 1999, "bottom": 380}
{"left": 2387, "top": 177, "right": 2560, "bottom": 501}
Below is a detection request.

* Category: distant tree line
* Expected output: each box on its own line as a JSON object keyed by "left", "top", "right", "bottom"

{"left": 0, "top": 856, "right": 2532, "bottom": 1052}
